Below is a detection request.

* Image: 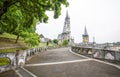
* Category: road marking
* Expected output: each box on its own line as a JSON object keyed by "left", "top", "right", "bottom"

{"left": 15, "top": 70, "right": 23, "bottom": 77}
{"left": 21, "top": 67, "right": 37, "bottom": 77}
{"left": 25, "top": 59, "right": 92, "bottom": 66}
{"left": 69, "top": 47, "right": 120, "bottom": 69}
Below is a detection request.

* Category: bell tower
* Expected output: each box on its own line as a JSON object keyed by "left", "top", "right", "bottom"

{"left": 82, "top": 26, "right": 89, "bottom": 43}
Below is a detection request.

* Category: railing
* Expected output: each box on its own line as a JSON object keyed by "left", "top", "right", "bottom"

{"left": 71, "top": 46, "right": 120, "bottom": 61}
{"left": 0, "top": 46, "right": 60, "bottom": 73}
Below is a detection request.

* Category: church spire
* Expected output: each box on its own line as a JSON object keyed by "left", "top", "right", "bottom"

{"left": 84, "top": 26, "right": 88, "bottom": 35}
{"left": 66, "top": 10, "right": 70, "bottom": 19}
{"left": 82, "top": 26, "right": 89, "bottom": 43}
{"left": 63, "top": 10, "right": 70, "bottom": 33}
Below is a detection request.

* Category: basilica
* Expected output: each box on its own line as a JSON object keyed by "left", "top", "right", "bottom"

{"left": 57, "top": 10, "right": 90, "bottom": 45}
{"left": 57, "top": 11, "right": 74, "bottom": 45}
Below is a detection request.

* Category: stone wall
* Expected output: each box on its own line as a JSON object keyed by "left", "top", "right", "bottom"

{"left": 71, "top": 46, "right": 120, "bottom": 61}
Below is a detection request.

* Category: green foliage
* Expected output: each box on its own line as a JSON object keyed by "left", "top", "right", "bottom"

{"left": 53, "top": 39, "right": 58, "bottom": 44}
{"left": 0, "top": 0, "right": 69, "bottom": 46}
{"left": 0, "top": 57, "right": 10, "bottom": 66}
{"left": 62, "top": 39, "right": 69, "bottom": 46}
{"left": 38, "top": 42, "right": 55, "bottom": 47}
{"left": 0, "top": 47, "right": 28, "bottom": 54}
{"left": 21, "top": 32, "right": 40, "bottom": 47}
{"left": 0, "top": 33, "right": 20, "bottom": 39}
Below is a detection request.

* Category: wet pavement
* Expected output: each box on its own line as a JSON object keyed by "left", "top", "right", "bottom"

{"left": 24, "top": 48, "right": 120, "bottom": 77}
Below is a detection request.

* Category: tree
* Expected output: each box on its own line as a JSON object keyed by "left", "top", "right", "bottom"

{"left": 0, "top": 0, "right": 69, "bottom": 46}
{"left": 20, "top": 32, "right": 40, "bottom": 47}
{"left": 53, "top": 39, "right": 58, "bottom": 45}
{"left": 62, "top": 39, "right": 69, "bottom": 46}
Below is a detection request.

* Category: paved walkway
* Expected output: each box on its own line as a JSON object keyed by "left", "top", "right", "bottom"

{"left": 0, "top": 70, "right": 19, "bottom": 77}
{"left": 26, "top": 48, "right": 86, "bottom": 64}
{"left": 21, "top": 48, "right": 120, "bottom": 77}
{"left": 15, "top": 67, "right": 36, "bottom": 77}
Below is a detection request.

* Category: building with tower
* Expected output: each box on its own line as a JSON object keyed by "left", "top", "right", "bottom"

{"left": 58, "top": 10, "right": 74, "bottom": 45}
{"left": 82, "top": 26, "right": 89, "bottom": 43}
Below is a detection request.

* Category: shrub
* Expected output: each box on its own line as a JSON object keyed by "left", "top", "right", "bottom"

{"left": 62, "top": 39, "right": 69, "bottom": 46}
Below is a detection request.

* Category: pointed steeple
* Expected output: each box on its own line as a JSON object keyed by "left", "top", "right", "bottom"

{"left": 63, "top": 10, "right": 70, "bottom": 33}
{"left": 65, "top": 10, "right": 70, "bottom": 19}
{"left": 84, "top": 26, "right": 88, "bottom": 35}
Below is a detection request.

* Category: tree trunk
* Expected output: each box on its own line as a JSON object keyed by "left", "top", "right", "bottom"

{"left": 15, "top": 35, "right": 19, "bottom": 43}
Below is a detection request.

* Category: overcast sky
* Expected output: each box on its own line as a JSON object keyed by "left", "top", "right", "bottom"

{"left": 36, "top": 0, "right": 120, "bottom": 43}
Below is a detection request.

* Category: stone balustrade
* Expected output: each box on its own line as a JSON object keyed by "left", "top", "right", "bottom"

{"left": 71, "top": 46, "right": 120, "bottom": 61}
{"left": 0, "top": 46, "right": 59, "bottom": 73}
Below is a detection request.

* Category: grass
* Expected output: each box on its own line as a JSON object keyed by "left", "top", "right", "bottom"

{"left": 0, "top": 33, "right": 22, "bottom": 40}
{"left": 0, "top": 33, "right": 58, "bottom": 53}
{"left": 0, "top": 33, "right": 28, "bottom": 53}
{"left": 39, "top": 42, "right": 57, "bottom": 47}
{"left": 0, "top": 47, "right": 28, "bottom": 54}
{"left": 0, "top": 57, "right": 10, "bottom": 66}
{"left": 39, "top": 42, "right": 47, "bottom": 47}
